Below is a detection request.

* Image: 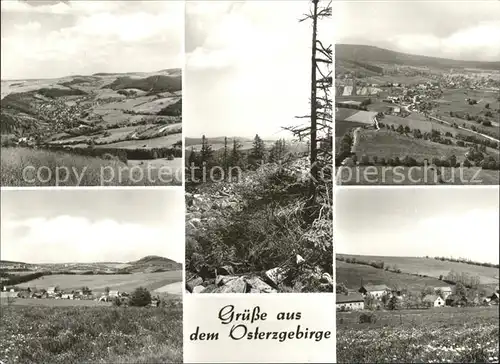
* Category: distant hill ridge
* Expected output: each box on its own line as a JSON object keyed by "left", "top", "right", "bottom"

{"left": 336, "top": 44, "right": 500, "bottom": 71}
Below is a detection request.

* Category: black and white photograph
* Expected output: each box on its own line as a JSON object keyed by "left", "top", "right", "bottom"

{"left": 334, "top": 1, "right": 500, "bottom": 185}
{"left": 0, "top": 189, "right": 183, "bottom": 363}
{"left": 184, "top": 0, "right": 333, "bottom": 294}
{"left": 335, "top": 188, "right": 499, "bottom": 363}
{"left": 1, "top": 1, "right": 183, "bottom": 186}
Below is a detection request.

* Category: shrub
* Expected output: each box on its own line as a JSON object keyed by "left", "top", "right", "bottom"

{"left": 359, "top": 312, "right": 377, "bottom": 324}
{"left": 129, "top": 287, "right": 152, "bottom": 307}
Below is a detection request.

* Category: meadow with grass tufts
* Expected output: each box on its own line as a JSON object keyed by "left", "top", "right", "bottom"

{"left": 0, "top": 304, "right": 183, "bottom": 364}
{"left": 337, "top": 307, "right": 499, "bottom": 363}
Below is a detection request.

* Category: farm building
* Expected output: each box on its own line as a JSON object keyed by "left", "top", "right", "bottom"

{"left": 434, "top": 286, "right": 453, "bottom": 299}
{"left": 359, "top": 284, "right": 390, "bottom": 299}
{"left": 108, "top": 290, "right": 120, "bottom": 298}
{"left": 336, "top": 293, "right": 365, "bottom": 311}
{"left": 423, "top": 294, "right": 445, "bottom": 307}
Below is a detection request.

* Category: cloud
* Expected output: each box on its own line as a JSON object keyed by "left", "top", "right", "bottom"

{"left": 13, "top": 21, "right": 41, "bottom": 31}
{"left": 1, "top": 215, "right": 183, "bottom": 263}
{"left": 334, "top": 1, "right": 500, "bottom": 61}
{"left": 1, "top": 1, "right": 182, "bottom": 79}
{"left": 389, "top": 21, "right": 500, "bottom": 60}
{"left": 185, "top": 1, "right": 331, "bottom": 138}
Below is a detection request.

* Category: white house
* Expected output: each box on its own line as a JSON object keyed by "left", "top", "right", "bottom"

{"left": 423, "top": 294, "right": 445, "bottom": 307}
{"left": 61, "top": 293, "right": 74, "bottom": 300}
{"left": 108, "top": 290, "right": 120, "bottom": 298}
{"left": 336, "top": 293, "right": 365, "bottom": 311}
{"left": 360, "top": 284, "right": 390, "bottom": 299}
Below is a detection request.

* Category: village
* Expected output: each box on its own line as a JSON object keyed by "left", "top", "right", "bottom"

{"left": 336, "top": 283, "right": 500, "bottom": 312}
{"left": 1, "top": 284, "right": 166, "bottom": 308}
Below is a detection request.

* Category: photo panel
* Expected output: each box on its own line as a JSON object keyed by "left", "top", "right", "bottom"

{"left": 0, "top": 1, "right": 183, "bottom": 187}
{"left": 0, "top": 188, "right": 184, "bottom": 363}
{"left": 333, "top": 1, "right": 500, "bottom": 186}
{"left": 335, "top": 187, "right": 500, "bottom": 363}
{"left": 183, "top": 0, "right": 334, "bottom": 362}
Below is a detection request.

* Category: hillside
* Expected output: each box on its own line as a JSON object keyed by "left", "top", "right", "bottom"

{"left": 1, "top": 69, "right": 183, "bottom": 186}
{"left": 124, "top": 255, "right": 182, "bottom": 273}
{"left": 336, "top": 260, "right": 449, "bottom": 292}
{"left": 336, "top": 44, "right": 500, "bottom": 71}
{"left": 337, "top": 254, "right": 499, "bottom": 290}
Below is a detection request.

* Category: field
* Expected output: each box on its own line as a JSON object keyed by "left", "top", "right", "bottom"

{"left": 354, "top": 130, "right": 470, "bottom": 162}
{"left": 14, "top": 271, "right": 183, "bottom": 294}
{"left": 336, "top": 166, "right": 500, "bottom": 185}
{"left": 0, "top": 304, "right": 183, "bottom": 364}
{"left": 1, "top": 70, "right": 182, "bottom": 186}
{"left": 337, "top": 307, "right": 499, "bottom": 363}
{"left": 0, "top": 147, "right": 181, "bottom": 186}
{"left": 337, "top": 255, "right": 499, "bottom": 285}
{"left": 336, "top": 260, "right": 449, "bottom": 292}
{"left": 0, "top": 298, "right": 111, "bottom": 307}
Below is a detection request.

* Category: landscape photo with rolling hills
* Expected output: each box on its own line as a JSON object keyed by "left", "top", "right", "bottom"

{"left": 0, "top": 188, "right": 184, "bottom": 363}
{"left": 336, "top": 187, "right": 499, "bottom": 363}
{"left": 335, "top": 43, "right": 500, "bottom": 185}
{"left": 1, "top": 69, "right": 182, "bottom": 186}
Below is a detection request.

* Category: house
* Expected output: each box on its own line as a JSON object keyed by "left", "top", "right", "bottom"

{"left": 61, "top": 293, "right": 74, "bottom": 300}
{"left": 490, "top": 292, "right": 499, "bottom": 304}
{"left": 434, "top": 286, "right": 453, "bottom": 299}
{"left": 47, "top": 287, "right": 57, "bottom": 296}
{"left": 423, "top": 294, "right": 445, "bottom": 307}
{"left": 108, "top": 290, "right": 120, "bottom": 298}
{"left": 336, "top": 293, "right": 365, "bottom": 311}
{"left": 359, "top": 284, "right": 390, "bottom": 299}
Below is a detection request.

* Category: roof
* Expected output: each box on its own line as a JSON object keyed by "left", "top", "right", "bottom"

{"left": 423, "top": 294, "right": 441, "bottom": 302}
{"left": 336, "top": 293, "right": 365, "bottom": 304}
{"left": 435, "top": 287, "right": 453, "bottom": 292}
{"left": 362, "top": 284, "right": 390, "bottom": 292}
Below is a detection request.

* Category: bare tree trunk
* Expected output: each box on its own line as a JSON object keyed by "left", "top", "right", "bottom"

{"left": 309, "top": 0, "right": 319, "bottom": 200}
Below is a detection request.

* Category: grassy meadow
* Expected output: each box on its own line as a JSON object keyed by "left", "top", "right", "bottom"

{"left": 337, "top": 307, "right": 499, "bottom": 363}
{"left": 336, "top": 260, "right": 449, "bottom": 292}
{"left": 337, "top": 255, "right": 499, "bottom": 285}
{"left": 1, "top": 147, "right": 181, "bottom": 186}
{"left": 0, "top": 304, "right": 183, "bottom": 364}
{"left": 354, "top": 130, "right": 470, "bottom": 162}
{"left": 14, "top": 271, "right": 183, "bottom": 294}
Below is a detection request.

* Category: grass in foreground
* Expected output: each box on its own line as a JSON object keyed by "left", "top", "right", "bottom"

{"left": 0, "top": 304, "right": 183, "bottom": 364}
{"left": 337, "top": 307, "right": 499, "bottom": 363}
{"left": 1, "top": 147, "right": 181, "bottom": 186}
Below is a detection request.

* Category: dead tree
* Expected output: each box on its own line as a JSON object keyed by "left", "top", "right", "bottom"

{"left": 285, "top": 0, "right": 332, "bottom": 201}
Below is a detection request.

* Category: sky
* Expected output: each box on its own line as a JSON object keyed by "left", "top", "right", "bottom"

{"left": 0, "top": 0, "right": 183, "bottom": 80}
{"left": 185, "top": 0, "right": 332, "bottom": 139}
{"left": 334, "top": 1, "right": 500, "bottom": 62}
{"left": 0, "top": 189, "right": 184, "bottom": 264}
{"left": 336, "top": 188, "right": 500, "bottom": 264}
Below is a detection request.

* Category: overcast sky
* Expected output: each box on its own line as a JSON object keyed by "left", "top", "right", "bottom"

{"left": 334, "top": 1, "right": 500, "bottom": 62}
{"left": 336, "top": 188, "right": 499, "bottom": 264}
{"left": 185, "top": 0, "right": 332, "bottom": 139}
{"left": 1, "top": 189, "right": 184, "bottom": 264}
{"left": 1, "top": 0, "right": 183, "bottom": 80}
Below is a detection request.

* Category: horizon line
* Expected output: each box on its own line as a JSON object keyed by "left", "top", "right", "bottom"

{"left": 336, "top": 43, "right": 500, "bottom": 65}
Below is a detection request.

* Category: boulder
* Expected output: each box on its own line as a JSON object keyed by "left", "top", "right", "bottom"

{"left": 186, "top": 276, "right": 203, "bottom": 293}
{"left": 245, "top": 276, "right": 277, "bottom": 293}
{"left": 215, "top": 275, "right": 238, "bottom": 287}
{"left": 213, "top": 276, "right": 247, "bottom": 293}
{"left": 192, "top": 285, "right": 205, "bottom": 294}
